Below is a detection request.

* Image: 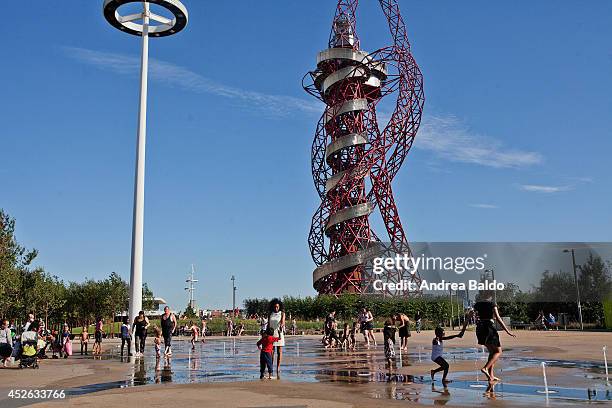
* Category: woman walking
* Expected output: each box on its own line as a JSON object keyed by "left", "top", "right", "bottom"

{"left": 161, "top": 306, "right": 177, "bottom": 357}
{"left": 93, "top": 317, "right": 104, "bottom": 356}
{"left": 267, "top": 298, "right": 285, "bottom": 378}
{"left": 133, "top": 311, "right": 149, "bottom": 357}
{"left": 464, "top": 292, "right": 515, "bottom": 383}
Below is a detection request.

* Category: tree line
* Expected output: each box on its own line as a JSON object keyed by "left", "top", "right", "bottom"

{"left": 244, "top": 294, "right": 457, "bottom": 324}
{"left": 0, "top": 209, "right": 155, "bottom": 327}
{"left": 245, "top": 254, "right": 611, "bottom": 328}
{"left": 483, "top": 253, "right": 611, "bottom": 326}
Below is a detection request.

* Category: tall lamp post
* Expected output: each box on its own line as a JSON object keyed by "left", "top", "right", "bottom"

{"left": 103, "top": 0, "right": 188, "bottom": 338}
{"left": 485, "top": 268, "right": 497, "bottom": 304}
{"left": 563, "top": 248, "right": 584, "bottom": 330}
{"left": 231, "top": 275, "right": 237, "bottom": 316}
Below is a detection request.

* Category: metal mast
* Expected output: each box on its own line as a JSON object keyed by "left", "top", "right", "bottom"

{"left": 185, "top": 264, "right": 198, "bottom": 310}
{"left": 103, "top": 0, "right": 188, "bottom": 333}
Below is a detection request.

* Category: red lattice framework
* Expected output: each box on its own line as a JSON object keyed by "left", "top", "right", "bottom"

{"left": 303, "top": 0, "right": 425, "bottom": 295}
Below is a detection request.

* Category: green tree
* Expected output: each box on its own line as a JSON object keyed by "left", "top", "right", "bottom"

{"left": 183, "top": 305, "right": 197, "bottom": 319}
{"left": 532, "top": 270, "right": 576, "bottom": 302}
{"left": 0, "top": 209, "right": 38, "bottom": 272}
{"left": 142, "top": 282, "right": 156, "bottom": 311}
{"left": 25, "top": 269, "right": 67, "bottom": 326}
{"left": 94, "top": 272, "right": 129, "bottom": 335}
{"left": 578, "top": 253, "right": 612, "bottom": 302}
{"left": 0, "top": 209, "right": 38, "bottom": 318}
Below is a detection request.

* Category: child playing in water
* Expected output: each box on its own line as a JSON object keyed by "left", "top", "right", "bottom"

{"left": 256, "top": 327, "right": 279, "bottom": 379}
{"left": 189, "top": 321, "right": 199, "bottom": 350}
{"left": 339, "top": 323, "right": 350, "bottom": 349}
{"left": 120, "top": 318, "right": 132, "bottom": 357}
{"left": 430, "top": 326, "right": 464, "bottom": 384}
{"left": 383, "top": 319, "right": 397, "bottom": 366}
{"left": 349, "top": 321, "right": 358, "bottom": 350}
{"left": 80, "top": 325, "right": 89, "bottom": 355}
{"left": 200, "top": 318, "right": 207, "bottom": 343}
{"left": 324, "top": 320, "right": 340, "bottom": 349}
{"left": 153, "top": 327, "right": 162, "bottom": 359}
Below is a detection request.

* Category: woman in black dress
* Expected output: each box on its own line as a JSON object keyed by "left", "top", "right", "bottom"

{"left": 465, "top": 292, "right": 515, "bottom": 383}
{"left": 161, "top": 306, "right": 177, "bottom": 357}
{"left": 132, "top": 311, "right": 149, "bottom": 357}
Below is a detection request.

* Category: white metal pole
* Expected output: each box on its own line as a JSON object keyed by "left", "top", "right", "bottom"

{"left": 128, "top": 1, "right": 149, "bottom": 352}
{"left": 604, "top": 346, "right": 609, "bottom": 386}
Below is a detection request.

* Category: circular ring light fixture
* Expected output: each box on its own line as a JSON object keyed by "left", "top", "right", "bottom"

{"left": 103, "top": 0, "right": 188, "bottom": 37}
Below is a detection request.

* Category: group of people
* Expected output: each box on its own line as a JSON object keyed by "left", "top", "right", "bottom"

{"left": 383, "top": 293, "right": 516, "bottom": 385}
{"left": 0, "top": 314, "right": 77, "bottom": 367}
{"left": 317, "top": 292, "right": 515, "bottom": 386}
{"left": 2, "top": 292, "right": 514, "bottom": 387}
{"left": 224, "top": 319, "right": 245, "bottom": 337}
{"left": 321, "top": 308, "right": 412, "bottom": 350}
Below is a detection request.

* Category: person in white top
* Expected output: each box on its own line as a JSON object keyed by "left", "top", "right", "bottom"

{"left": 0, "top": 319, "right": 13, "bottom": 367}
{"left": 430, "top": 326, "right": 464, "bottom": 384}
{"left": 267, "top": 298, "right": 285, "bottom": 378}
{"left": 22, "top": 313, "right": 35, "bottom": 332}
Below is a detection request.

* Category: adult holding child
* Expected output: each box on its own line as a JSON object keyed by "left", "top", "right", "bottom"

{"left": 464, "top": 291, "right": 515, "bottom": 383}
{"left": 267, "top": 298, "right": 285, "bottom": 378}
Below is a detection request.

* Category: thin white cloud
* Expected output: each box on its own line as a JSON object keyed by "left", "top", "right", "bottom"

{"left": 63, "top": 46, "right": 322, "bottom": 117}
{"left": 568, "top": 176, "right": 593, "bottom": 183}
{"left": 63, "top": 47, "right": 545, "bottom": 170}
{"left": 469, "top": 203, "right": 499, "bottom": 209}
{"left": 519, "top": 184, "right": 572, "bottom": 193}
{"left": 416, "top": 114, "right": 543, "bottom": 169}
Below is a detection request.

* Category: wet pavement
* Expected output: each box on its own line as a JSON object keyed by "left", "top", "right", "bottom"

{"left": 61, "top": 337, "right": 611, "bottom": 406}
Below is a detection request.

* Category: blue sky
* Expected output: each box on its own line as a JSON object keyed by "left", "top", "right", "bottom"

{"left": 2, "top": 1, "right": 611, "bottom": 310}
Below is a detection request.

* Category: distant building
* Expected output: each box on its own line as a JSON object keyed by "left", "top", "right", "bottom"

{"left": 115, "top": 296, "right": 178, "bottom": 321}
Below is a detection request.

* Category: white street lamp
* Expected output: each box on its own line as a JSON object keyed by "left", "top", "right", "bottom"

{"left": 103, "top": 0, "right": 188, "bottom": 345}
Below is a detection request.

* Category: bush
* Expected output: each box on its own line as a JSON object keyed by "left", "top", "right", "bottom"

{"left": 244, "top": 294, "right": 459, "bottom": 325}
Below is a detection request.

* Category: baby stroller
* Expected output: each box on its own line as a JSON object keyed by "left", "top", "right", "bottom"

{"left": 19, "top": 330, "right": 40, "bottom": 369}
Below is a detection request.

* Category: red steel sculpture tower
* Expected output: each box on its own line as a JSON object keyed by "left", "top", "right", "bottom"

{"left": 304, "top": 0, "right": 425, "bottom": 295}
